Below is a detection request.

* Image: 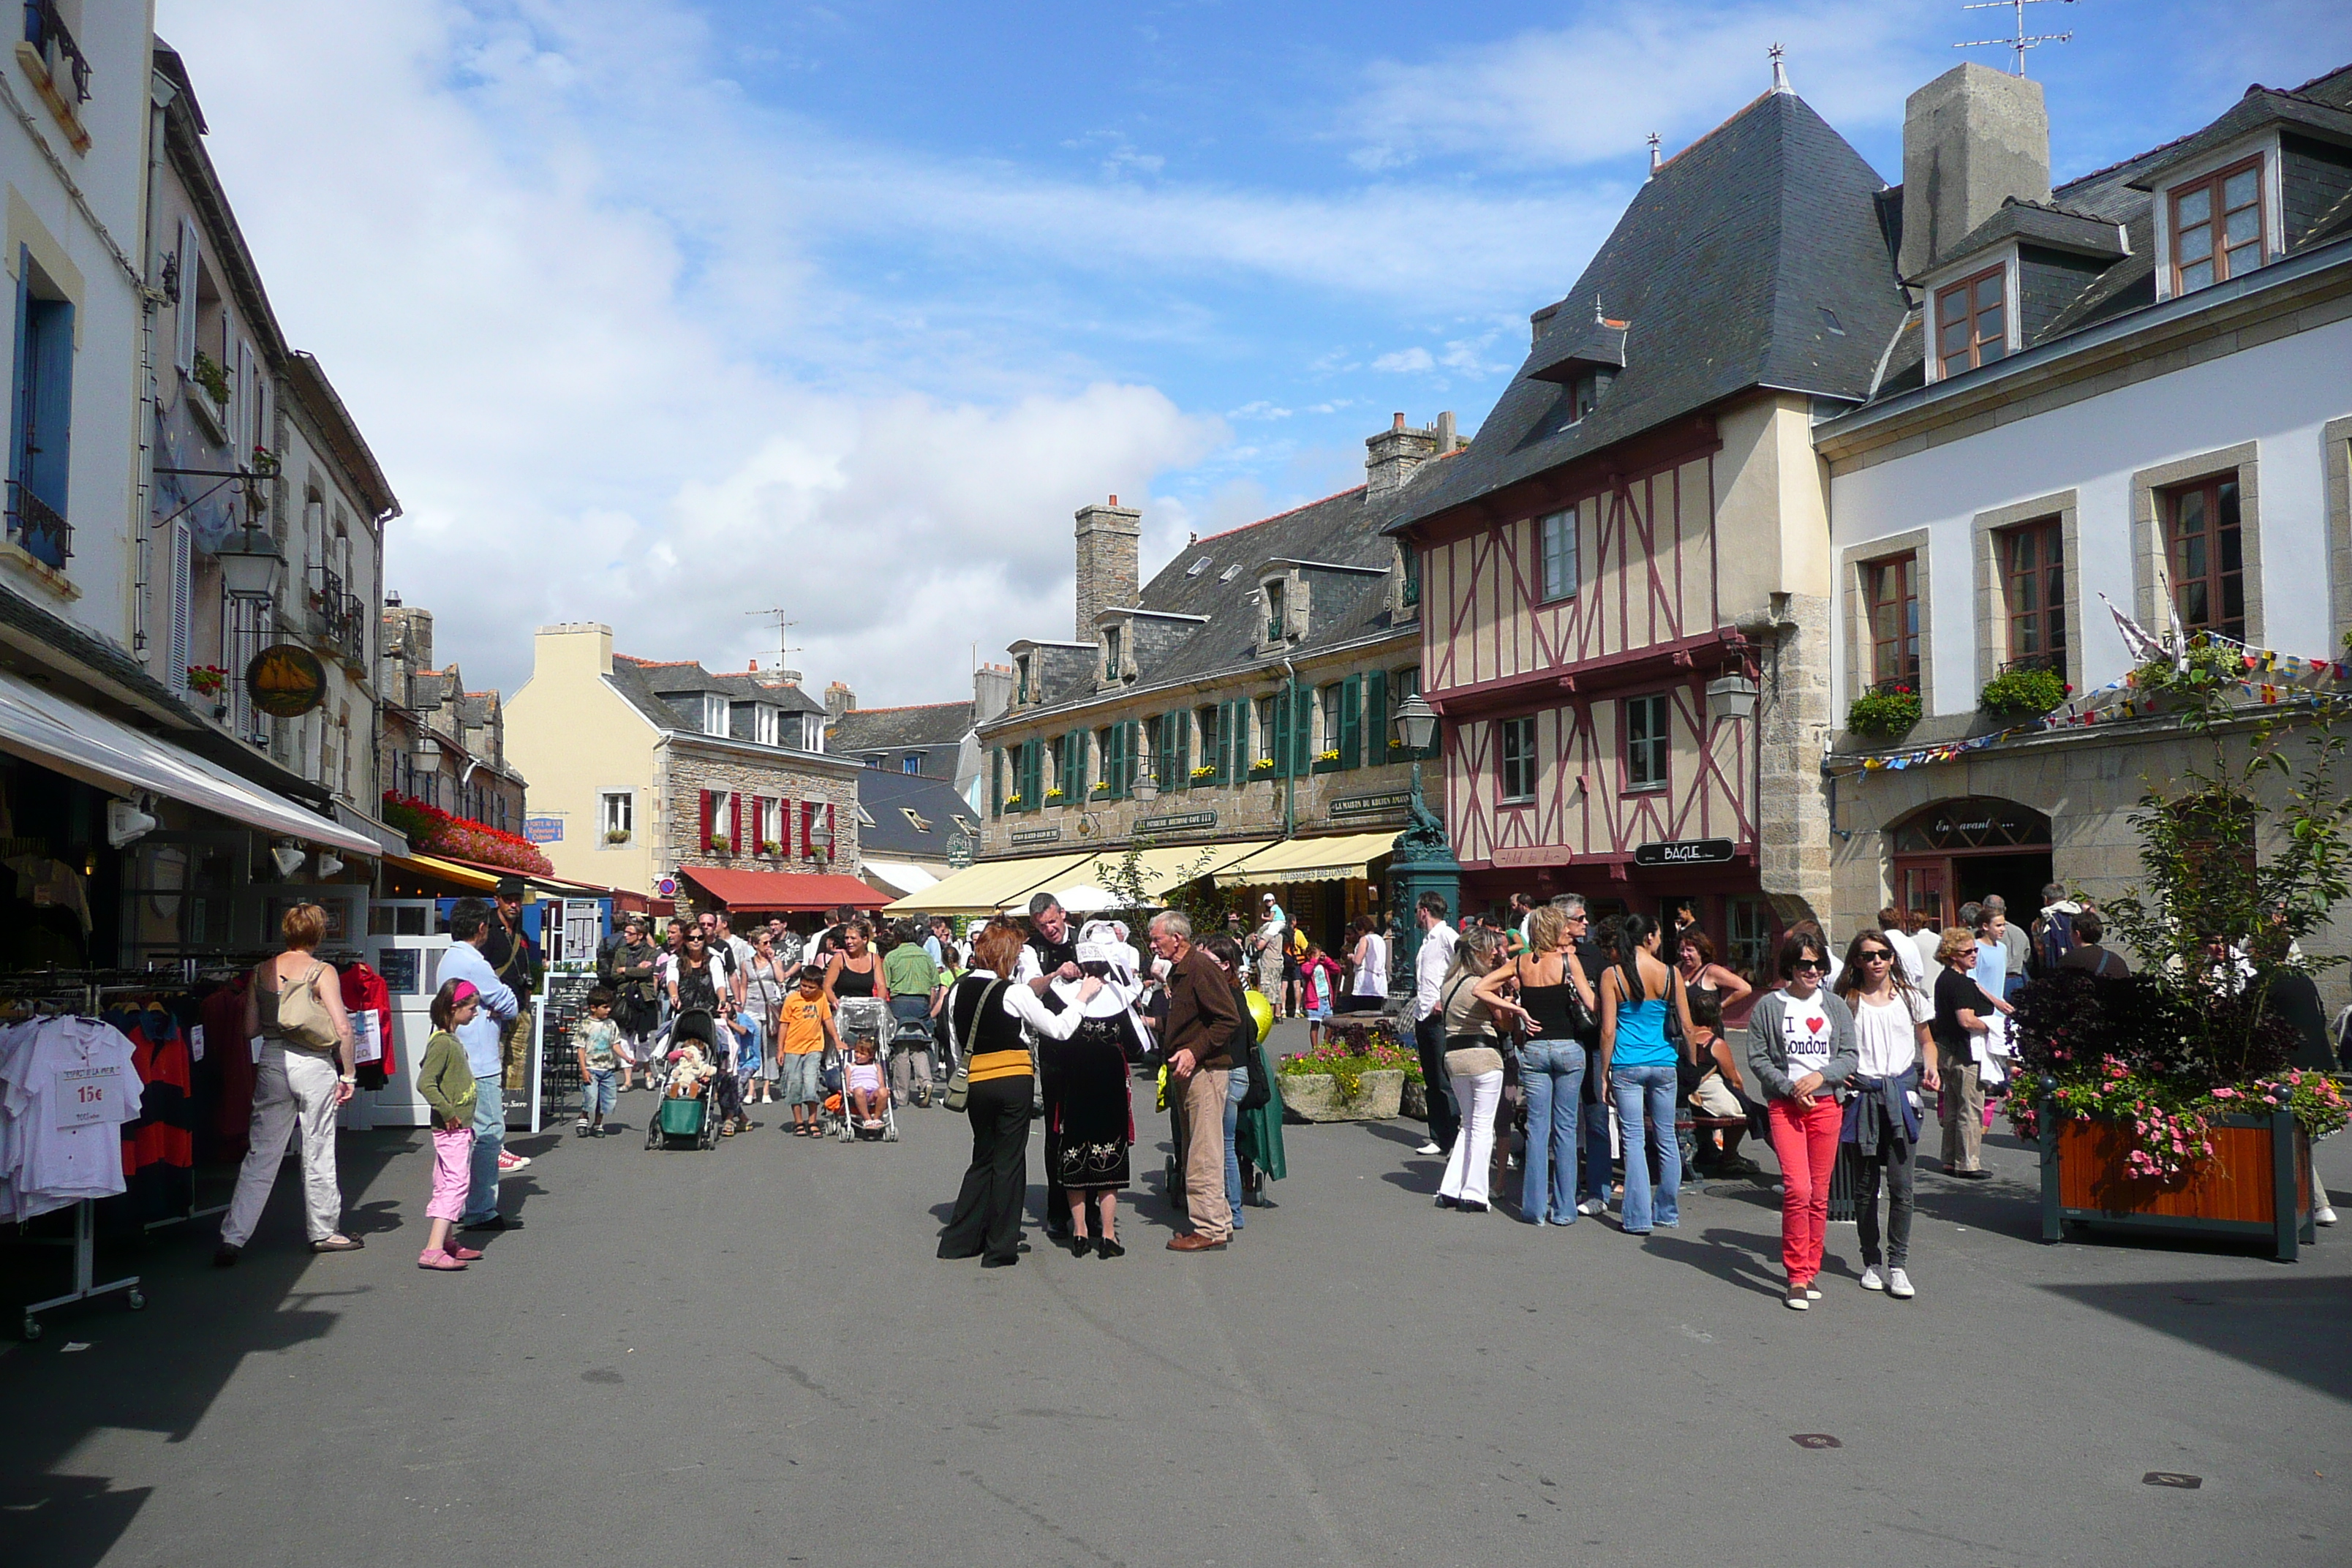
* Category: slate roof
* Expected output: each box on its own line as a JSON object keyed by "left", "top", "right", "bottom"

{"left": 608, "top": 655, "right": 827, "bottom": 734}
{"left": 1868, "top": 63, "right": 2352, "bottom": 398}
{"left": 856, "top": 770, "right": 982, "bottom": 859}
{"left": 1005, "top": 472, "right": 1427, "bottom": 722}
{"left": 829, "top": 701, "right": 973, "bottom": 755}
{"left": 1391, "top": 87, "right": 1910, "bottom": 532}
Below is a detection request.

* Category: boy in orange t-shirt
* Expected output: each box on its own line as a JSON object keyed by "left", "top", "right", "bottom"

{"left": 777, "top": 968, "right": 837, "bottom": 1137}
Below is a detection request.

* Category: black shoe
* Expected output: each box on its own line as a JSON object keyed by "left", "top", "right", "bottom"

{"left": 1248, "top": 1193, "right": 1280, "bottom": 1210}
{"left": 212, "top": 1244, "right": 240, "bottom": 1268}
{"left": 1460, "top": 1199, "right": 1490, "bottom": 1214}
{"left": 1953, "top": 1167, "right": 1993, "bottom": 1181}
{"left": 1069, "top": 1236, "right": 1095, "bottom": 1258}
{"left": 981, "top": 1254, "right": 1018, "bottom": 1268}
{"left": 1096, "top": 1238, "right": 1126, "bottom": 1259}
{"left": 461, "top": 1214, "right": 523, "bottom": 1232}
{"left": 1434, "top": 1194, "right": 1459, "bottom": 1209}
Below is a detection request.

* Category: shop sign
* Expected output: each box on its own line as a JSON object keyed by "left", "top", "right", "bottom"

{"left": 1632, "top": 837, "right": 1737, "bottom": 867}
{"left": 524, "top": 816, "right": 564, "bottom": 843}
{"left": 1493, "top": 845, "right": 1569, "bottom": 868}
{"left": 1329, "top": 791, "right": 1409, "bottom": 818}
{"left": 244, "top": 644, "right": 327, "bottom": 717}
{"left": 1137, "top": 810, "right": 1216, "bottom": 833}
{"left": 1009, "top": 826, "right": 1063, "bottom": 846}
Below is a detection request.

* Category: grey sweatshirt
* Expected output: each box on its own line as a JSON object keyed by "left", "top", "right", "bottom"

{"left": 1744, "top": 987, "right": 1860, "bottom": 1102}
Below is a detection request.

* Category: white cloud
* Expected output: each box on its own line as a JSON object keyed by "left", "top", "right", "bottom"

{"left": 1345, "top": 0, "right": 1945, "bottom": 170}
{"left": 1227, "top": 401, "right": 1294, "bottom": 421}
{"left": 1371, "top": 347, "right": 1436, "bottom": 373}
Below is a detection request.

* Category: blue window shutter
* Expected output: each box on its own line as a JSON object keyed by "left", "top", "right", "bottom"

{"left": 1339, "top": 674, "right": 1363, "bottom": 769}
{"left": 7, "top": 248, "right": 29, "bottom": 500}
{"left": 28, "top": 296, "right": 72, "bottom": 515}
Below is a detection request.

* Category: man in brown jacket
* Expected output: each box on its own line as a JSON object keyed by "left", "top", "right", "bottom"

{"left": 1150, "top": 910, "right": 1240, "bottom": 1250}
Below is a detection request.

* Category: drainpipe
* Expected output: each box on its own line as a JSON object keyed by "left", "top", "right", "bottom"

{"left": 132, "top": 71, "right": 177, "bottom": 665}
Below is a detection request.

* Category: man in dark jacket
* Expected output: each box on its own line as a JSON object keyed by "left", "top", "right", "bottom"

{"left": 1150, "top": 911, "right": 1239, "bottom": 1251}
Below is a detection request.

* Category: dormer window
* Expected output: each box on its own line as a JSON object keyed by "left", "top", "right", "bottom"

{"left": 1934, "top": 264, "right": 2008, "bottom": 379}
{"left": 1565, "top": 367, "right": 1612, "bottom": 424}
{"left": 1102, "top": 625, "right": 1124, "bottom": 680}
{"left": 2171, "top": 156, "right": 2265, "bottom": 294}
{"left": 703, "top": 694, "right": 727, "bottom": 736}
{"left": 1187, "top": 557, "right": 1211, "bottom": 576}
{"left": 1015, "top": 654, "right": 1032, "bottom": 704}
{"left": 1263, "top": 581, "right": 1286, "bottom": 643}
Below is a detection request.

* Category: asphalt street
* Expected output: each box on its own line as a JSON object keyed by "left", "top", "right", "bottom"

{"left": 4, "top": 1021, "right": 2349, "bottom": 1568}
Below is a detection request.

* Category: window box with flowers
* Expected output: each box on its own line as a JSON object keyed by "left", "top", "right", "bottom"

{"left": 1979, "top": 665, "right": 2070, "bottom": 720}
{"left": 604, "top": 829, "right": 630, "bottom": 845}
{"left": 1844, "top": 685, "right": 1921, "bottom": 739}
{"left": 760, "top": 840, "right": 783, "bottom": 856}
{"left": 1090, "top": 782, "right": 1112, "bottom": 796}
{"left": 1003, "top": 795, "right": 1025, "bottom": 810}
{"left": 707, "top": 834, "right": 732, "bottom": 853}
{"left": 380, "top": 791, "right": 554, "bottom": 876}
{"left": 187, "top": 351, "right": 231, "bottom": 443}
{"left": 1311, "top": 747, "right": 1345, "bottom": 776}
{"left": 1248, "top": 758, "right": 1277, "bottom": 778}
{"left": 1189, "top": 764, "right": 1217, "bottom": 782}
{"left": 1044, "top": 788, "right": 1066, "bottom": 802}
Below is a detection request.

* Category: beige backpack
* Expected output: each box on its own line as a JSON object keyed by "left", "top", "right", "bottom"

{"left": 274, "top": 960, "right": 341, "bottom": 1051}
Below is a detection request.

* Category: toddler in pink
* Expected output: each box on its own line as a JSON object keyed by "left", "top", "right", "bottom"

{"left": 417, "top": 981, "right": 487, "bottom": 1270}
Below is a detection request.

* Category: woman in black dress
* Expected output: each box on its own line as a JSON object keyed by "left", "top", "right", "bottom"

{"left": 1044, "top": 920, "right": 1150, "bottom": 1256}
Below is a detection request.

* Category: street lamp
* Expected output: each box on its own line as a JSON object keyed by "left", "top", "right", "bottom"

{"left": 1395, "top": 692, "right": 1439, "bottom": 755}
{"left": 214, "top": 520, "right": 284, "bottom": 602}
{"left": 807, "top": 813, "right": 835, "bottom": 867}
{"left": 1385, "top": 688, "right": 1458, "bottom": 1000}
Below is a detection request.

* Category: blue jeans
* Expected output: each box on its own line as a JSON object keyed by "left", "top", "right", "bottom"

{"left": 1611, "top": 1063, "right": 1681, "bottom": 1232}
{"left": 463, "top": 1071, "right": 503, "bottom": 1224}
{"left": 1518, "top": 1040, "right": 1586, "bottom": 1224}
{"left": 579, "top": 1068, "right": 616, "bottom": 1120}
{"left": 731, "top": 1013, "right": 763, "bottom": 1078}
{"left": 1224, "top": 1066, "right": 1250, "bottom": 1229}
{"left": 1580, "top": 1082, "right": 1614, "bottom": 1205}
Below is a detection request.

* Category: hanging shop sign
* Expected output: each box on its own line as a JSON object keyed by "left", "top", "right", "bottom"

{"left": 1136, "top": 810, "right": 1216, "bottom": 834}
{"left": 524, "top": 815, "right": 564, "bottom": 844}
{"left": 1328, "top": 791, "right": 1410, "bottom": 818}
{"left": 1632, "top": 837, "right": 1737, "bottom": 867}
{"left": 244, "top": 644, "right": 328, "bottom": 718}
{"left": 1009, "top": 826, "right": 1063, "bottom": 846}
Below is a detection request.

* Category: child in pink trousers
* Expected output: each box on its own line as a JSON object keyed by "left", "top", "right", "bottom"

{"left": 418, "top": 981, "right": 487, "bottom": 1271}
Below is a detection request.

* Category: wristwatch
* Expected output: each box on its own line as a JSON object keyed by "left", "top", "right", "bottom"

{"left": 339, "top": 1074, "right": 357, "bottom": 1085}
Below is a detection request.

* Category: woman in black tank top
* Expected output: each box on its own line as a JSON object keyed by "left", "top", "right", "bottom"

{"left": 826, "top": 926, "right": 881, "bottom": 999}
{"left": 1512, "top": 905, "right": 1599, "bottom": 1226}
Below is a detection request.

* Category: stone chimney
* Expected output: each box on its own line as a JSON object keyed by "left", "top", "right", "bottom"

{"left": 823, "top": 680, "right": 855, "bottom": 723}
{"left": 1898, "top": 61, "right": 2050, "bottom": 281}
{"left": 1074, "top": 495, "right": 1142, "bottom": 643}
{"left": 1365, "top": 412, "right": 1451, "bottom": 498}
{"left": 384, "top": 604, "right": 434, "bottom": 673}
{"left": 972, "top": 661, "right": 1014, "bottom": 724}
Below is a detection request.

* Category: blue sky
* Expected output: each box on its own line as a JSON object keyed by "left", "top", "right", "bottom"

{"left": 158, "top": 1, "right": 2352, "bottom": 701}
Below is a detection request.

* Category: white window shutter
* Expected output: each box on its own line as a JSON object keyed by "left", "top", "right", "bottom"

{"left": 174, "top": 219, "right": 198, "bottom": 374}
{"left": 255, "top": 366, "right": 274, "bottom": 460}
{"left": 235, "top": 341, "right": 255, "bottom": 454}
{"left": 168, "top": 521, "right": 193, "bottom": 691}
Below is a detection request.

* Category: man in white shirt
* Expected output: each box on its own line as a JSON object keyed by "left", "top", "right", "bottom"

{"left": 1409, "top": 892, "right": 1460, "bottom": 1158}
{"left": 437, "top": 899, "right": 522, "bottom": 1232}
{"left": 1878, "top": 905, "right": 1929, "bottom": 989}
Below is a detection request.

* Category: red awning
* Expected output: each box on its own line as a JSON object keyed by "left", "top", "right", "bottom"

{"left": 677, "top": 867, "right": 889, "bottom": 913}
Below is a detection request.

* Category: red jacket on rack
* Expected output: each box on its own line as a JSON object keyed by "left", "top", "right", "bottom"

{"left": 341, "top": 962, "right": 395, "bottom": 1080}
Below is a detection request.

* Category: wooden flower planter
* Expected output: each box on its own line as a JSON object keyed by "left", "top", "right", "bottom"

{"left": 2038, "top": 1104, "right": 2315, "bottom": 1261}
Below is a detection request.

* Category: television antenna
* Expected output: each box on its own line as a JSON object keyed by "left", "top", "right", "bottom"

{"left": 1956, "top": 0, "right": 2073, "bottom": 76}
{"left": 745, "top": 608, "right": 801, "bottom": 671}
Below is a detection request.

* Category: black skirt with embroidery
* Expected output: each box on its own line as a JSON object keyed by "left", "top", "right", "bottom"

{"left": 1044, "top": 1017, "right": 1136, "bottom": 1191}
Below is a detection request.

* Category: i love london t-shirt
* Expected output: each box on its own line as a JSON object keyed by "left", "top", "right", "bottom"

{"left": 1780, "top": 992, "right": 1833, "bottom": 1082}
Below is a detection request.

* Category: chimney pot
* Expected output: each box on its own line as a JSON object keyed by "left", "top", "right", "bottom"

{"left": 1392, "top": 412, "right": 1406, "bottom": 431}
{"left": 1108, "top": 494, "right": 1118, "bottom": 507}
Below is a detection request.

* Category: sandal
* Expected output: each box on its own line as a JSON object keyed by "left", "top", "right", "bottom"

{"left": 311, "top": 1234, "right": 364, "bottom": 1253}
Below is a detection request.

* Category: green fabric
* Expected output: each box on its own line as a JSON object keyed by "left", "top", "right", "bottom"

{"left": 418, "top": 1030, "right": 478, "bottom": 1126}
{"left": 883, "top": 943, "right": 939, "bottom": 998}
{"left": 1238, "top": 1066, "right": 1288, "bottom": 1181}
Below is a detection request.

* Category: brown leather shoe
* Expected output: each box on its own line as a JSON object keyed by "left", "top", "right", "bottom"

{"left": 1166, "top": 1232, "right": 1229, "bottom": 1251}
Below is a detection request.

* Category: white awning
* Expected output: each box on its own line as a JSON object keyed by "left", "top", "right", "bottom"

{"left": 862, "top": 859, "right": 940, "bottom": 897}
{"left": 0, "top": 668, "right": 381, "bottom": 856}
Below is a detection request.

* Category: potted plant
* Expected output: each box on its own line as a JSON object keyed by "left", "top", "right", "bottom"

{"left": 1277, "top": 1017, "right": 1420, "bottom": 1122}
{"left": 1249, "top": 758, "right": 1278, "bottom": 777}
{"left": 1090, "top": 781, "right": 1111, "bottom": 796}
{"left": 1980, "top": 665, "right": 2070, "bottom": 720}
{"left": 1845, "top": 684, "right": 1921, "bottom": 739}
{"left": 605, "top": 828, "right": 630, "bottom": 845}
{"left": 2010, "top": 636, "right": 2352, "bottom": 1259}
{"left": 1003, "top": 794, "right": 1024, "bottom": 810}
{"left": 760, "top": 839, "right": 783, "bottom": 855}
{"left": 1190, "top": 764, "right": 1217, "bottom": 782}
{"left": 707, "top": 834, "right": 731, "bottom": 853}
{"left": 1045, "top": 788, "right": 1066, "bottom": 802}
{"left": 184, "top": 664, "right": 227, "bottom": 698}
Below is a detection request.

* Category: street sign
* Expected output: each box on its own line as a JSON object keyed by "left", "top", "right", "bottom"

{"left": 244, "top": 644, "right": 326, "bottom": 717}
{"left": 1009, "top": 826, "right": 1063, "bottom": 845}
{"left": 524, "top": 816, "right": 563, "bottom": 843}
{"left": 1632, "top": 837, "right": 1737, "bottom": 867}
{"left": 1136, "top": 810, "right": 1215, "bottom": 833}
{"left": 1329, "top": 791, "right": 1410, "bottom": 818}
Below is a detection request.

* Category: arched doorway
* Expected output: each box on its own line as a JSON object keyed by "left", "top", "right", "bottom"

{"left": 1890, "top": 797, "right": 2053, "bottom": 929}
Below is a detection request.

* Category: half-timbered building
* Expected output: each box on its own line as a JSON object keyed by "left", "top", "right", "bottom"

{"left": 1388, "top": 67, "right": 1908, "bottom": 981}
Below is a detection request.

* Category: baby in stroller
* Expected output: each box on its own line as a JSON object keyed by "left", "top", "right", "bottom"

{"left": 844, "top": 1038, "right": 889, "bottom": 1130}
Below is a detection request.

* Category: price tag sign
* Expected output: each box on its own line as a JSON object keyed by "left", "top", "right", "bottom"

{"left": 54, "top": 1063, "right": 127, "bottom": 1129}
{"left": 355, "top": 1011, "right": 383, "bottom": 1066}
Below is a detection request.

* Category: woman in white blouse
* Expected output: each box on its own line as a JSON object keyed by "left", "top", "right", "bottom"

{"left": 1831, "top": 929, "right": 1941, "bottom": 1300}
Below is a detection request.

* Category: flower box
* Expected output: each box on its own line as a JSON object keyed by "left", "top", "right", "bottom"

{"left": 1280, "top": 1068, "right": 1404, "bottom": 1123}
{"left": 2038, "top": 1105, "right": 2315, "bottom": 1261}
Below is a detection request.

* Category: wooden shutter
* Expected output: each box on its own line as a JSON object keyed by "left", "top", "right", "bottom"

{"left": 174, "top": 219, "right": 198, "bottom": 374}
{"left": 1069, "top": 731, "right": 1087, "bottom": 797}
{"left": 1175, "top": 709, "right": 1191, "bottom": 783}
{"left": 1229, "top": 698, "right": 1247, "bottom": 782}
{"left": 167, "top": 521, "right": 193, "bottom": 690}
{"left": 1292, "top": 687, "right": 1313, "bottom": 777}
{"left": 825, "top": 802, "right": 837, "bottom": 859}
{"left": 728, "top": 794, "right": 744, "bottom": 852}
{"left": 699, "top": 789, "right": 715, "bottom": 848}
{"left": 1338, "top": 674, "right": 1363, "bottom": 769}
{"left": 991, "top": 748, "right": 1003, "bottom": 815}
{"left": 1270, "top": 693, "right": 1290, "bottom": 779}
{"left": 1122, "top": 719, "right": 1139, "bottom": 797}
{"left": 1365, "top": 669, "right": 1389, "bottom": 764}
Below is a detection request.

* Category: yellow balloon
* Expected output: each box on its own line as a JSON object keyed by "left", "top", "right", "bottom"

{"left": 1245, "top": 989, "right": 1275, "bottom": 1041}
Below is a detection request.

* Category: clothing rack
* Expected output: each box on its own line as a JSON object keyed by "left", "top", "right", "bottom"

{"left": 1, "top": 975, "right": 146, "bottom": 1339}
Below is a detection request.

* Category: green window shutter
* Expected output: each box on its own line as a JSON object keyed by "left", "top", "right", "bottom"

{"left": 1339, "top": 674, "right": 1362, "bottom": 769}
{"left": 1366, "top": 669, "right": 1388, "bottom": 764}
{"left": 991, "top": 747, "right": 1003, "bottom": 816}
{"left": 1177, "top": 709, "right": 1191, "bottom": 783}
{"left": 1292, "top": 686, "right": 1314, "bottom": 777}
{"left": 1219, "top": 701, "right": 1237, "bottom": 783}
{"left": 1071, "top": 731, "right": 1088, "bottom": 798}
{"left": 1123, "top": 719, "right": 1139, "bottom": 797}
{"left": 1270, "top": 693, "right": 1291, "bottom": 779}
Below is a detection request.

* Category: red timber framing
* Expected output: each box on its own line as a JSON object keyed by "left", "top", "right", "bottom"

{"left": 1411, "top": 420, "right": 1758, "bottom": 878}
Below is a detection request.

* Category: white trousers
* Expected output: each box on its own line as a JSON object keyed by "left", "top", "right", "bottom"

{"left": 1437, "top": 1069, "right": 1504, "bottom": 1207}
{"left": 221, "top": 1044, "right": 344, "bottom": 1247}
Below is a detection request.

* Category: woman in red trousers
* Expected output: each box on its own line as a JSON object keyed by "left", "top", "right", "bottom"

{"left": 1743, "top": 930, "right": 1858, "bottom": 1311}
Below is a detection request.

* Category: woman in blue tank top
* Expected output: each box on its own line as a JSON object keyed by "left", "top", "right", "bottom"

{"left": 1597, "top": 913, "right": 1698, "bottom": 1235}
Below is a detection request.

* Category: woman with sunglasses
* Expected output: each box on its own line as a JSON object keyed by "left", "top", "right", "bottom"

{"left": 1832, "top": 930, "right": 1940, "bottom": 1298}
{"left": 1745, "top": 930, "right": 1858, "bottom": 1309}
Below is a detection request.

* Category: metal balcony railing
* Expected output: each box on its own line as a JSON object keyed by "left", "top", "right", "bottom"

{"left": 1999, "top": 649, "right": 2066, "bottom": 676}
{"left": 337, "top": 592, "right": 368, "bottom": 665}
{"left": 23, "top": 1, "right": 90, "bottom": 102}
{"left": 4, "top": 480, "right": 71, "bottom": 568}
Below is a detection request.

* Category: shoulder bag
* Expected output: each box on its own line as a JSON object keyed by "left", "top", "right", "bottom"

{"left": 941, "top": 978, "right": 1011, "bottom": 1113}
{"left": 275, "top": 960, "right": 342, "bottom": 1052}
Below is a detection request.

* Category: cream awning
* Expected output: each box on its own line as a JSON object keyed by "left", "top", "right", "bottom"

{"left": 883, "top": 850, "right": 1093, "bottom": 916}
{"left": 0, "top": 668, "right": 381, "bottom": 856}
{"left": 1213, "top": 830, "right": 1401, "bottom": 887}
{"left": 1044, "top": 840, "right": 1278, "bottom": 907}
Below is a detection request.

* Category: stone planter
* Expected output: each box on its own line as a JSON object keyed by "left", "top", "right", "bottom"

{"left": 2039, "top": 1106, "right": 2315, "bottom": 1262}
{"left": 1281, "top": 1068, "right": 1405, "bottom": 1123}
{"left": 1401, "top": 1079, "right": 1428, "bottom": 1121}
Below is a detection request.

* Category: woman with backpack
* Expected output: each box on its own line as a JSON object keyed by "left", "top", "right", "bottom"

{"left": 1748, "top": 929, "right": 1860, "bottom": 1309}
{"left": 1504, "top": 903, "right": 1598, "bottom": 1226}
{"left": 1597, "top": 913, "right": 1699, "bottom": 1236}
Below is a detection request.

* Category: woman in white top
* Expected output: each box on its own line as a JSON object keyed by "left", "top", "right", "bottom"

{"left": 1831, "top": 930, "right": 1941, "bottom": 1300}
{"left": 1343, "top": 915, "right": 1390, "bottom": 1014}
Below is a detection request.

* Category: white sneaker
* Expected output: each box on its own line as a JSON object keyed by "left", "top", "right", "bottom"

{"left": 1414, "top": 1141, "right": 1442, "bottom": 1156}
{"left": 1859, "top": 1265, "right": 1885, "bottom": 1292}
{"left": 1578, "top": 1197, "right": 1606, "bottom": 1217}
{"left": 2318, "top": 1206, "right": 2339, "bottom": 1226}
{"left": 1887, "top": 1267, "right": 1915, "bottom": 1299}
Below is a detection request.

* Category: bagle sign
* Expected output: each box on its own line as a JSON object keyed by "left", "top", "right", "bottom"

{"left": 1632, "top": 837, "right": 1737, "bottom": 867}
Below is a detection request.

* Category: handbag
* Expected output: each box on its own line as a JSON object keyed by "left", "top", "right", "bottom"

{"left": 941, "top": 979, "right": 1011, "bottom": 1113}
{"left": 274, "top": 960, "right": 341, "bottom": 1052}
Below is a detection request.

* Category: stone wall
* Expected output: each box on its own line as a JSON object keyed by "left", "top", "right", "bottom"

{"left": 663, "top": 742, "right": 863, "bottom": 915}
{"left": 1754, "top": 590, "right": 1836, "bottom": 923}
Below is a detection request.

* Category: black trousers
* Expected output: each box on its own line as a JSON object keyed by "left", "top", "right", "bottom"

{"left": 1414, "top": 1011, "right": 1460, "bottom": 1152}
{"left": 1853, "top": 1134, "right": 1916, "bottom": 1269}
{"left": 939, "top": 1077, "right": 1031, "bottom": 1264}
